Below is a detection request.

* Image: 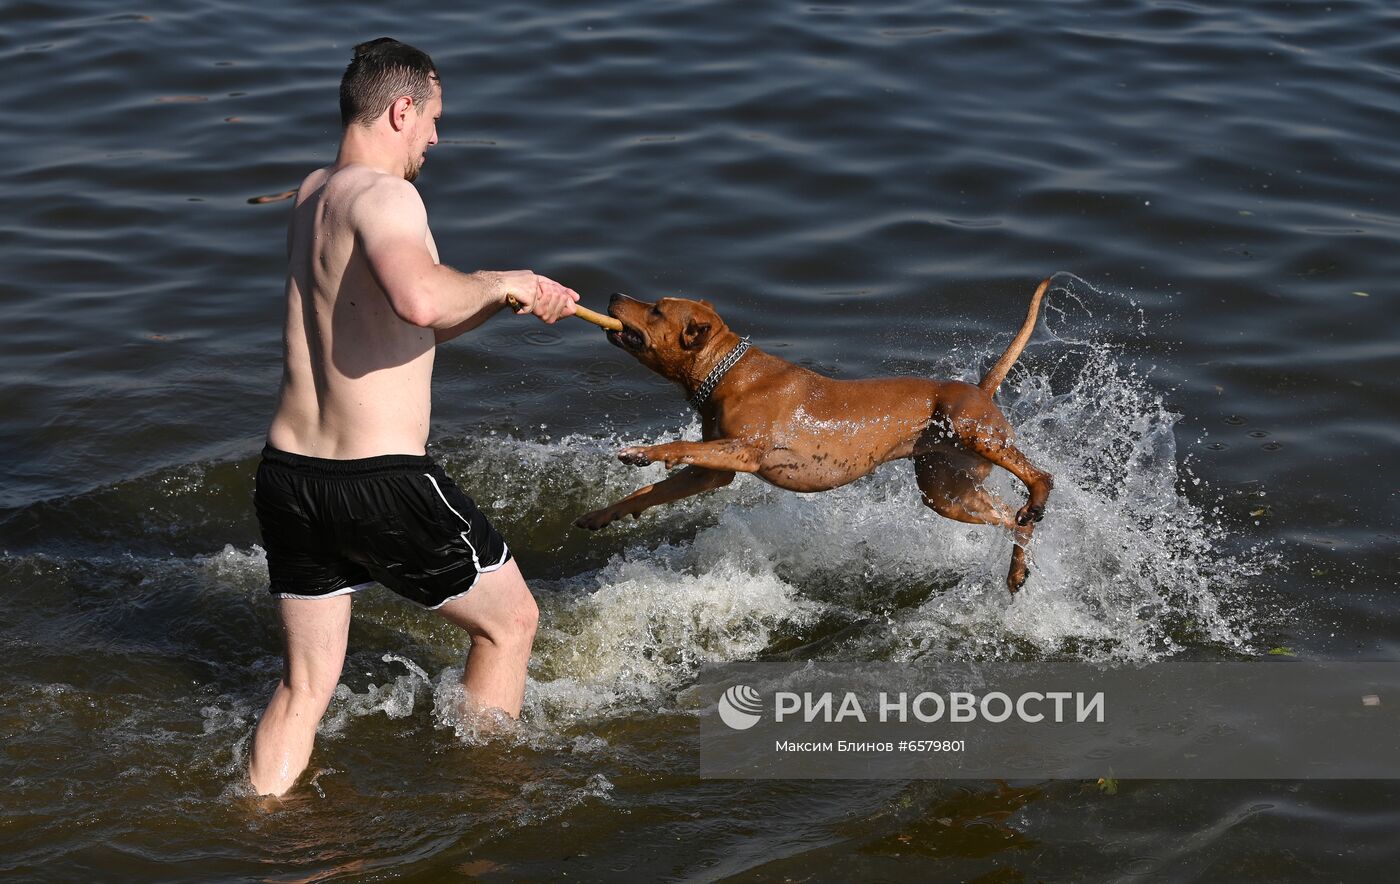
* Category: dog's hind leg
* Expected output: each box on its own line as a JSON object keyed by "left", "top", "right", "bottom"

{"left": 919, "top": 402, "right": 1053, "bottom": 593}
{"left": 915, "top": 447, "right": 1043, "bottom": 593}
{"left": 945, "top": 416, "right": 1052, "bottom": 594}
{"left": 914, "top": 449, "right": 1016, "bottom": 529}
{"left": 953, "top": 423, "right": 1053, "bottom": 531}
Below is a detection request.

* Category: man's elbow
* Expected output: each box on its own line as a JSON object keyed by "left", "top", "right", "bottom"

{"left": 392, "top": 293, "right": 443, "bottom": 328}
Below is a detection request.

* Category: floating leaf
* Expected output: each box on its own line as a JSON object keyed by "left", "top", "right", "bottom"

{"left": 1267, "top": 647, "right": 1295, "bottom": 657}
{"left": 1097, "top": 777, "right": 1118, "bottom": 795}
{"left": 1352, "top": 291, "right": 1370, "bottom": 297}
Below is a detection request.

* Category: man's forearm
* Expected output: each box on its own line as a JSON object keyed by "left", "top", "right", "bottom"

{"left": 417, "top": 265, "right": 508, "bottom": 331}
{"left": 381, "top": 260, "right": 573, "bottom": 335}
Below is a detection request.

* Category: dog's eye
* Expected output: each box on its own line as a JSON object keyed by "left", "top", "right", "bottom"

{"left": 650, "top": 306, "right": 663, "bottom": 318}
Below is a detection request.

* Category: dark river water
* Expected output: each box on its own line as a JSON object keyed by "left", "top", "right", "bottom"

{"left": 3, "top": 1, "right": 1398, "bottom": 880}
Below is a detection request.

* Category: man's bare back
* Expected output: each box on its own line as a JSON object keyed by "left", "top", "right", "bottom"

{"left": 268, "top": 165, "right": 439, "bottom": 459}
{"left": 268, "top": 160, "right": 579, "bottom": 460}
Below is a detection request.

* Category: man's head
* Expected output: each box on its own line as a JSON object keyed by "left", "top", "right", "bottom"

{"left": 340, "top": 38, "right": 441, "bottom": 181}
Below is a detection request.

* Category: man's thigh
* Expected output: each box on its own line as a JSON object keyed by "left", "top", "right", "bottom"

{"left": 433, "top": 558, "right": 536, "bottom": 640}
{"left": 278, "top": 595, "right": 353, "bottom": 690}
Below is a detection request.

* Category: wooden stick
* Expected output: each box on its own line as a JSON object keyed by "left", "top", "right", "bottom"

{"left": 506, "top": 295, "right": 623, "bottom": 331}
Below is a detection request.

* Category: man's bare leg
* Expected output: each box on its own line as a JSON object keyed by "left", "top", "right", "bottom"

{"left": 249, "top": 595, "right": 352, "bottom": 796}
{"left": 435, "top": 558, "right": 539, "bottom": 717}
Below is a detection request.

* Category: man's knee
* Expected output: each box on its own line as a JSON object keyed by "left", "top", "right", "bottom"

{"left": 515, "top": 590, "right": 539, "bottom": 648}
{"left": 440, "top": 566, "right": 539, "bottom": 649}
{"left": 279, "top": 670, "right": 340, "bottom": 709}
{"left": 489, "top": 581, "right": 538, "bottom": 649}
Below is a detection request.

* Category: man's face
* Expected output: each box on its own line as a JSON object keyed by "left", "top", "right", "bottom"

{"left": 404, "top": 83, "right": 442, "bottom": 182}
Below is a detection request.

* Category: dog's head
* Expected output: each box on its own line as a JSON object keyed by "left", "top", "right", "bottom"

{"left": 606, "top": 293, "right": 732, "bottom": 385}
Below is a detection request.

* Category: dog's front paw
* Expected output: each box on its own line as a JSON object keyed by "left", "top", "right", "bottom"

{"left": 1015, "top": 503, "right": 1045, "bottom": 526}
{"left": 575, "top": 508, "right": 619, "bottom": 530}
{"left": 1006, "top": 562, "right": 1029, "bottom": 593}
{"left": 618, "top": 446, "right": 653, "bottom": 467}
{"left": 1005, "top": 542, "right": 1030, "bottom": 594}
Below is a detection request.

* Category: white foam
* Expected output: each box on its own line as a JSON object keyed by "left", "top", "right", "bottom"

{"left": 319, "top": 654, "right": 433, "bottom": 738}
{"left": 512, "top": 772, "right": 614, "bottom": 826}
{"left": 526, "top": 556, "right": 821, "bottom": 723}
{"left": 197, "top": 543, "right": 269, "bottom": 594}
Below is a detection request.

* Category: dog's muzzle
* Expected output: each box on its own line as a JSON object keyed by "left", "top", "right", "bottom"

{"left": 607, "top": 292, "right": 645, "bottom": 351}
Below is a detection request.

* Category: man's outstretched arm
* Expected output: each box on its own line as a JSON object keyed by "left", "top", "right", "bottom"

{"left": 357, "top": 177, "right": 578, "bottom": 335}
{"left": 429, "top": 269, "right": 579, "bottom": 344}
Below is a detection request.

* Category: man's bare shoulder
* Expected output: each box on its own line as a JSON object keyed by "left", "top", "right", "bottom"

{"left": 294, "top": 166, "right": 333, "bottom": 206}
{"left": 333, "top": 169, "right": 427, "bottom": 238}
{"left": 349, "top": 171, "right": 424, "bottom": 216}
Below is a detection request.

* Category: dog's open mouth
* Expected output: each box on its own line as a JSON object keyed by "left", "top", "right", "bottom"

{"left": 608, "top": 324, "right": 645, "bottom": 352}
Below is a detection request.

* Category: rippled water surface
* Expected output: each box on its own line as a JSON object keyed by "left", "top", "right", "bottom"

{"left": 3, "top": 1, "right": 1399, "bottom": 881}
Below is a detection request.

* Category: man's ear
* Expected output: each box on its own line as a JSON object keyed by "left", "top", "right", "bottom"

{"left": 388, "top": 95, "right": 413, "bottom": 131}
{"left": 681, "top": 318, "right": 712, "bottom": 351}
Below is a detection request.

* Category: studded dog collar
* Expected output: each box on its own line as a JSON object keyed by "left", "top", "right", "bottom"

{"left": 688, "top": 338, "right": 750, "bottom": 410}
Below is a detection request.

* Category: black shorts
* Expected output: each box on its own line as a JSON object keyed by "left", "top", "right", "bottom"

{"left": 254, "top": 445, "right": 512, "bottom": 609}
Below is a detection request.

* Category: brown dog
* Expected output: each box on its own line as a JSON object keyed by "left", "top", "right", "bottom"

{"left": 575, "top": 279, "right": 1055, "bottom": 593}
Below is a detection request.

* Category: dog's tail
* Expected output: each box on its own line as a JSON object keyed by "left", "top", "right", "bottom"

{"left": 978, "top": 276, "right": 1052, "bottom": 395}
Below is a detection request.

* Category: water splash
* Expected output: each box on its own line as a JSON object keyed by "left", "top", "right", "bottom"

{"left": 492, "top": 277, "right": 1261, "bottom": 721}
{"left": 319, "top": 654, "right": 433, "bottom": 738}
{"left": 102, "top": 303, "right": 1264, "bottom": 741}
{"left": 526, "top": 555, "right": 822, "bottom": 724}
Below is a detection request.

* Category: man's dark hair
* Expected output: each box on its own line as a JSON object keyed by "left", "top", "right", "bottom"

{"left": 339, "top": 38, "right": 439, "bottom": 128}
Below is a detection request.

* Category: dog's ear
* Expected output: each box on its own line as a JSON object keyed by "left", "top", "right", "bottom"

{"left": 699, "top": 299, "right": 714, "bottom": 310}
{"left": 681, "top": 317, "right": 712, "bottom": 351}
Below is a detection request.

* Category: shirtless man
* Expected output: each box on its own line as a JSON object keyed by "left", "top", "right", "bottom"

{"left": 248, "top": 38, "right": 578, "bottom": 797}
